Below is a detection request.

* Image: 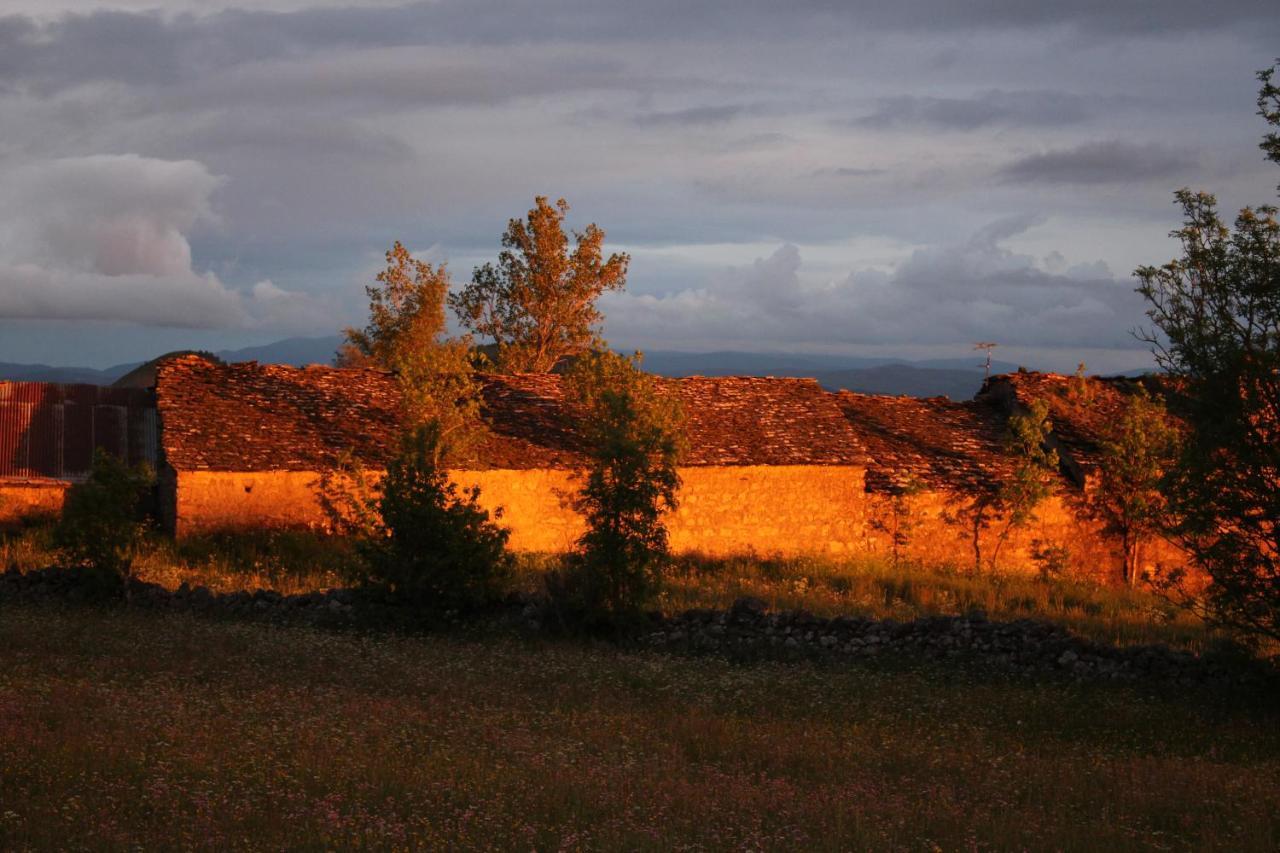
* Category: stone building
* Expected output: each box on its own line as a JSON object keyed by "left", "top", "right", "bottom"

{"left": 2, "top": 356, "right": 1189, "bottom": 581}
{"left": 154, "top": 355, "right": 869, "bottom": 556}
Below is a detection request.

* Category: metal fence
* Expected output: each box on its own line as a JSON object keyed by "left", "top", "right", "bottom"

{"left": 0, "top": 382, "right": 156, "bottom": 481}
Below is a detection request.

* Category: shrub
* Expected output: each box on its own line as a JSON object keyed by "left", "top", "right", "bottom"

{"left": 358, "top": 421, "right": 512, "bottom": 614}
{"left": 53, "top": 449, "right": 155, "bottom": 595}
{"left": 549, "top": 350, "right": 684, "bottom": 629}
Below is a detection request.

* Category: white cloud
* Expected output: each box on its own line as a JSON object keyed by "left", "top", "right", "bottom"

{"left": 0, "top": 154, "right": 330, "bottom": 329}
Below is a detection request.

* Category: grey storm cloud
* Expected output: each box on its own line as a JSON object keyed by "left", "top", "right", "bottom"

{"left": 853, "top": 90, "right": 1096, "bottom": 130}
{"left": 0, "top": 0, "right": 1274, "bottom": 367}
{"left": 604, "top": 214, "right": 1146, "bottom": 352}
{"left": 999, "top": 141, "right": 1200, "bottom": 185}
{"left": 633, "top": 105, "right": 748, "bottom": 127}
{"left": 1, "top": 1, "right": 1277, "bottom": 95}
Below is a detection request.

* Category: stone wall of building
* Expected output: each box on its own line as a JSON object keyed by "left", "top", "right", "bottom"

{"left": 666, "top": 465, "right": 865, "bottom": 557}
{"left": 0, "top": 480, "right": 69, "bottom": 525}
{"left": 861, "top": 488, "right": 1187, "bottom": 582}
{"left": 168, "top": 470, "right": 327, "bottom": 538}
{"left": 167, "top": 465, "right": 868, "bottom": 558}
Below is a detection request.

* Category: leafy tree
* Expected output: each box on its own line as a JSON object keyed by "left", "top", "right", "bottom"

{"left": 951, "top": 399, "right": 1058, "bottom": 573}
{"left": 54, "top": 450, "right": 155, "bottom": 596}
{"left": 339, "top": 241, "right": 480, "bottom": 460}
{"left": 1134, "top": 61, "right": 1280, "bottom": 643}
{"left": 450, "top": 197, "right": 630, "bottom": 373}
{"left": 991, "top": 398, "right": 1060, "bottom": 571}
{"left": 1086, "top": 389, "right": 1181, "bottom": 586}
{"left": 551, "top": 350, "right": 684, "bottom": 625}
{"left": 357, "top": 421, "right": 512, "bottom": 614}
{"left": 869, "top": 475, "right": 925, "bottom": 569}
{"left": 314, "top": 448, "right": 384, "bottom": 539}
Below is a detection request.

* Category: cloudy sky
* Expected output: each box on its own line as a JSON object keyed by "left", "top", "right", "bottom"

{"left": 0, "top": 1, "right": 1276, "bottom": 371}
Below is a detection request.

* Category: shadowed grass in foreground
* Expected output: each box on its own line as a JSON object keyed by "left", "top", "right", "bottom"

{"left": 1, "top": 603, "right": 1277, "bottom": 850}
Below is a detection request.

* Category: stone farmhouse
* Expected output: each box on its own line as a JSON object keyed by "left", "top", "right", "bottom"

{"left": 155, "top": 355, "right": 867, "bottom": 557}
{"left": 0, "top": 354, "right": 1188, "bottom": 580}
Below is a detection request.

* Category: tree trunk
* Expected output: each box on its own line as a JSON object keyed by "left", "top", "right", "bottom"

{"left": 970, "top": 514, "right": 983, "bottom": 575}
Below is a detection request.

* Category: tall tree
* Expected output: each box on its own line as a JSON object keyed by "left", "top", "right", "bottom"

{"left": 1086, "top": 389, "right": 1181, "bottom": 586}
{"left": 949, "top": 398, "right": 1058, "bottom": 574}
{"left": 990, "top": 398, "right": 1060, "bottom": 572}
{"left": 1134, "top": 61, "right": 1280, "bottom": 643}
{"left": 339, "top": 241, "right": 480, "bottom": 461}
{"left": 553, "top": 350, "right": 684, "bottom": 624}
{"left": 450, "top": 197, "right": 630, "bottom": 373}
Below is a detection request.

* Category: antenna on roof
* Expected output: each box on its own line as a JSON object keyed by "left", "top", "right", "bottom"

{"left": 973, "top": 342, "right": 998, "bottom": 380}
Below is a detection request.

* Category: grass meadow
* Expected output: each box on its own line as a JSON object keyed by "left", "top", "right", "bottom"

{"left": 2, "top": 602, "right": 1278, "bottom": 851}
{"left": 3, "top": 524, "right": 1277, "bottom": 849}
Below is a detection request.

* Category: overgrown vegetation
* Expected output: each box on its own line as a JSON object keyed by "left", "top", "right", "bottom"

{"left": 51, "top": 449, "right": 155, "bottom": 596}
{"left": 549, "top": 351, "right": 685, "bottom": 628}
{"left": 867, "top": 476, "right": 925, "bottom": 570}
{"left": 450, "top": 196, "right": 630, "bottom": 373}
{"left": 1087, "top": 389, "right": 1181, "bottom": 586}
{"left": 326, "top": 240, "right": 511, "bottom": 614}
{"left": 1135, "top": 61, "right": 1280, "bottom": 644}
{"left": 948, "top": 397, "right": 1058, "bottom": 574}
{"left": 1, "top": 522, "right": 1246, "bottom": 652}
{"left": 355, "top": 422, "right": 512, "bottom": 615}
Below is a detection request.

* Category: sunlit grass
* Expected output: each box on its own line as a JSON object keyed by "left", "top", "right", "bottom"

{"left": 0, "top": 524, "right": 1231, "bottom": 652}
{"left": 651, "top": 553, "right": 1226, "bottom": 653}
{"left": 0, "top": 603, "right": 1276, "bottom": 851}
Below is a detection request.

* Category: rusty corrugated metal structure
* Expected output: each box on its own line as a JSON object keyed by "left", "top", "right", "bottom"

{"left": 0, "top": 382, "right": 156, "bottom": 481}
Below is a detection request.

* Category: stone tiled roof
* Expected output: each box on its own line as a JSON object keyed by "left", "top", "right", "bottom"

{"left": 156, "top": 356, "right": 867, "bottom": 472}
{"left": 156, "top": 357, "right": 403, "bottom": 473}
{"left": 835, "top": 392, "right": 1017, "bottom": 494}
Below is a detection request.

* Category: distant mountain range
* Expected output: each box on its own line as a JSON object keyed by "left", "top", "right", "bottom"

{"left": 0, "top": 335, "right": 1027, "bottom": 399}
{"left": 0, "top": 337, "right": 348, "bottom": 387}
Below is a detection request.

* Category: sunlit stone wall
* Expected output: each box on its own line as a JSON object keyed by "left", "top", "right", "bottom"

{"left": 166, "top": 465, "right": 868, "bottom": 558}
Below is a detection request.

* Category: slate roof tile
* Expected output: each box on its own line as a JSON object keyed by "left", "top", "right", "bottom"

{"left": 156, "top": 356, "right": 867, "bottom": 472}
{"left": 835, "top": 392, "right": 1016, "bottom": 494}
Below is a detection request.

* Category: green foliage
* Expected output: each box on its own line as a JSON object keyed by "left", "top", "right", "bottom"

{"left": 450, "top": 197, "right": 630, "bottom": 373}
{"left": 950, "top": 399, "right": 1059, "bottom": 574}
{"left": 1087, "top": 390, "right": 1181, "bottom": 586}
{"left": 53, "top": 450, "right": 154, "bottom": 592}
{"left": 1030, "top": 539, "right": 1072, "bottom": 582}
{"left": 315, "top": 449, "right": 385, "bottom": 539}
{"left": 358, "top": 421, "right": 512, "bottom": 614}
{"left": 339, "top": 241, "right": 481, "bottom": 461}
{"left": 868, "top": 476, "right": 925, "bottom": 569}
{"left": 1134, "top": 61, "right": 1280, "bottom": 644}
{"left": 550, "top": 350, "right": 684, "bottom": 626}
{"left": 999, "top": 398, "right": 1060, "bottom": 528}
